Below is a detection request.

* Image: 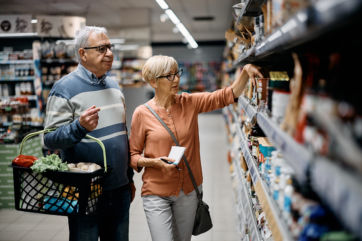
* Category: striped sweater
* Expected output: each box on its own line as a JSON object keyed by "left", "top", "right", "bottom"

{"left": 44, "top": 64, "right": 133, "bottom": 191}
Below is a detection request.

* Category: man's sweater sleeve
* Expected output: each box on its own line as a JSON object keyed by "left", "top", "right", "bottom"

{"left": 43, "top": 91, "right": 88, "bottom": 149}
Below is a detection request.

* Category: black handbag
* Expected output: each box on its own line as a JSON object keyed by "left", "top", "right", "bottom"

{"left": 145, "top": 103, "right": 213, "bottom": 235}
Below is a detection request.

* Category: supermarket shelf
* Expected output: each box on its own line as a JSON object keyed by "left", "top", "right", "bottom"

{"left": 0, "top": 60, "right": 34, "bottom": 64}
{"left": 234, "top": 100, "right": 362, "bottom": 240}
{"left": 238, "top": 96, "right": 257, "bottom": 122}
{"left": 235, "top": 0, "right": 264, "bottom": 23}
{"left": 235, "top": 0, "right": 362, "bottom": 64}
{"left": 243, "top": 0, "right": 265, "bottom": 16}
{"left": 256, "top": 112, "right": 311, "bottom": 184}
{"left": 231, "top": 155, "right": 262, "bottom": 241}
{"left": 0, "top": 95, "right": 37, "bottom": 101}
{"left": 40, "top": 58, "right": 77, "bottom": 64}
{"left": 313, "top": 108, "right": 362, "bottom": 173}
{"left": 235, "top": 99, "right": 311, "bottom": 183}
{"left": 227, "top": 105, "right": 293, "bottom": 241}
{"left": 0, "top": 76, "right": 35, "bottom": 81}
{"left": 311, "top": 157, "right": 362, "bottom": 240}
{"left": 1, "top": 121, "right": 43, "bottom": 127}
{"left": 234, "top": 47, "right": 256, "bottom": 67}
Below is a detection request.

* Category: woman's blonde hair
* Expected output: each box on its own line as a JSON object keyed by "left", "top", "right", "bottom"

{"left": 142, "top": 55, "right": 178, "bottom": 83}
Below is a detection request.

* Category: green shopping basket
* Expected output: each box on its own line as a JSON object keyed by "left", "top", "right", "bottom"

{"left": 11, "top": 129, "right": 108, "bottom": 216}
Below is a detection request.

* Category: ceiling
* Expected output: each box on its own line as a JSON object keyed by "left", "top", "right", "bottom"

{"left": 0, "top": 0, "right": 238, "bottom": 45}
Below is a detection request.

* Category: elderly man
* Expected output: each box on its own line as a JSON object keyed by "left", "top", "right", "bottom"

{"left": 43, "top": 26, "right": 135, "bottom": 241}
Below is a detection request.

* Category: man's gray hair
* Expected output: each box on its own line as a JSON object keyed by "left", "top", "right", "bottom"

{"left": 74, "top": 26, "right": 108, "bottom": 61}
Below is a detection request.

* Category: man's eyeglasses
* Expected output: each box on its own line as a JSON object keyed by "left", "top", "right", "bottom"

{"left": 83, "top": 44, "right": 114, "bottom": 54}
{"left": 156, "top": 69, "right": 183, "bottom": 81}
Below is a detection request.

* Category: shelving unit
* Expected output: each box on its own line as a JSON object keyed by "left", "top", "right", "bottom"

{"left": 231, "top": 156, "right": 262, "bottom": 241}
{"left": 0, "top": 60, "right": 34, "bottom": 64}
{"left": 0, "top": 76, "right": 35, "bottom": 81}
{"left": 232, "top": 94, "right": 362, "bottom": 240}
{"left": 256, "top": 112, "right": 311, "bottom": 184}
{"left": 225, "top": 107, "right": 263, "bottom": 241}
{"left": 38, "top": 57, "right": 78, "bottom": 112}
{"left": 224, "top": 1, "right": 362, "bottom": 240}
{"left": 226, "top": 106, "right": 293, "bottom": 241}
{"left": 0, "top": 59, "right": 42, "bottom": 128}
{"left": 233, "top": 0, "right": 362, "bottom": 66}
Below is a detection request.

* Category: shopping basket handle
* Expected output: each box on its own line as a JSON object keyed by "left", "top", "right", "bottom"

{"left": 19, "top": 129, "right": 108, "bottom": 173}
{"left": 85, "top": 134, "right": 107, "bottom": 173}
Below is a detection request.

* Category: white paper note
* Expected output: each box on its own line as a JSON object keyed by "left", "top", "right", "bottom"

{"left": 168, "top": 146, "right": 186, "bottom": 165}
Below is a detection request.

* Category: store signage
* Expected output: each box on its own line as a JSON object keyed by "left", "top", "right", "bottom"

{"left": 36, "top": 15, "right": 86, "bottom": 38}
{"left": 0, "top": 15, "right": 32, "bottom": 33}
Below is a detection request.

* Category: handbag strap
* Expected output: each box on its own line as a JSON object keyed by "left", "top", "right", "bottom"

{"left": 144, "top": 103, "right": 202, "bottom": 201}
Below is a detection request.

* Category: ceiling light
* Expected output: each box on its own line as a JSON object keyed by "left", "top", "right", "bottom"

{"left": 176, "top": 23, "right": 198, "bottom": 48}
{"left": 155, "top": 0, "right": 169, "bottom": 10}
{"left": 172, "top": 27, "right": 179, "bottom": 33}
{"left": 160, "top": 13, "right": 168, "bottom": 23}
{"left": 165, "top": 9, "right": 180, "bottom": 25}
{"left": 155, "top": 0, "right": 198, "bottom": 49}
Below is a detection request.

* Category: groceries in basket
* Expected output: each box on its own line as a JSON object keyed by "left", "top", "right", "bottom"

{"left": 11, "top": 129, "right": 108, "bottom": 216}
{"left": 67, "top": 162, "right": 102, "bottom": 172}
{"left": 30, "top": 154, "right": 69, "bottom": 172}
{"left": 12, "top": 154, "right": 37, "bottom": 167}
{"left": 43, "top": 196, "right": 78, "bottom": 214}
{"left": 12, "top": 153, "right": 102, "bottom": 173}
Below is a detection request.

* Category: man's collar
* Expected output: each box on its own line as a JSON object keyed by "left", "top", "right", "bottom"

{"left": 78, "top": 64, "right": 107, "bottom": 85}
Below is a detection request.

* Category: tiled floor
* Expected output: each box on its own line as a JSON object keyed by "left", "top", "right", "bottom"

{"left": 0, "top": 113, "right": 240, "bottom": 241}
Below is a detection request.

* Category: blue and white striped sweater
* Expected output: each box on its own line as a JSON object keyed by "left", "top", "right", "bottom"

{"left": 44, "top": 64, "right": 133, "bottom": 191}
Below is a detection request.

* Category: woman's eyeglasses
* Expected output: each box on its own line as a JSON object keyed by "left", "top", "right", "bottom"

{"left": 156, "top": 68, "right": 183, "bottom": 81}
{"left": 84, "top": 44, "right": 114, "bottom": 54}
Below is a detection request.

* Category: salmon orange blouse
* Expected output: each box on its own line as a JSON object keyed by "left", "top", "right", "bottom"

{"left": 129, "top": 87, "right": 235, "bottom": 196}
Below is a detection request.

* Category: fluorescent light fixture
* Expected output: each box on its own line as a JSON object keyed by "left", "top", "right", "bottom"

{"left": 176, "top": 23, "right": 198, "bottom": 48}
{"left": 155, "top": 0, "right": 198, "bottom": 48}
{"left": 31, "top": 19, "right": 38, "bottom": 24}
{"left": 165, "top": 9, "right": 180, "bottom": 25}
{"left": 155, "top": 0, "right": 169, "bottom": 9}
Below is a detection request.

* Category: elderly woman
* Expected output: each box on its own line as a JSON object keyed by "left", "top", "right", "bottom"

{"left": 129, "top": 55, "right": 262, "bottom": 241}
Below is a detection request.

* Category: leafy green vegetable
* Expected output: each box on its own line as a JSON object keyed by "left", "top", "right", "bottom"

{"left": 31, "top": 154, "right": 69, "bottom": 173}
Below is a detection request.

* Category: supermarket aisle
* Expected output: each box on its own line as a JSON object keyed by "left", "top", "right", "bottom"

{"left": 0, "top": 112, "right": 239, "bottom": 241}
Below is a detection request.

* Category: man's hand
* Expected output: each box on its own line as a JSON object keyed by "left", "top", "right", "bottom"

{"left": 79, "top": 105, "right": 101, "bottom": 131}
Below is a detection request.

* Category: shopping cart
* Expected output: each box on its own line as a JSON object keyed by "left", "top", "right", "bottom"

{"left": 11, "top": 129, "right": 108, "bottom": 216}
